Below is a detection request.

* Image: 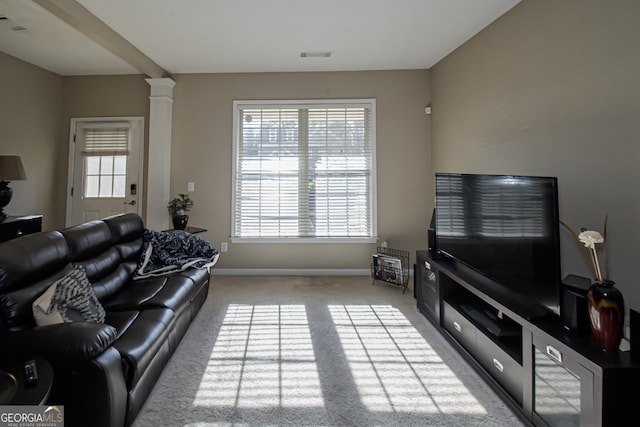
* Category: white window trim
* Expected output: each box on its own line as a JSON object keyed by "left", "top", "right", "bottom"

{"left": 231, "top": 99, "right": 378, "bottom": 244}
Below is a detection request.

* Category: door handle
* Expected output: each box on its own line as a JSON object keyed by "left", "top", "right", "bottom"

{"left": 124, "top": 200, "right": 136, "bottom": 206}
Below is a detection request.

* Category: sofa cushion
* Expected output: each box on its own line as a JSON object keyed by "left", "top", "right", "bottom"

{"left": 102, "top": 275, "right": 196, "bottom": 314}
{"left": 62, "top": 220, "right": 113, "bottom": 260}
{"left": 104, "top": 310, "right": 140, "bottom": 340}
{"left": 0, "top": 231, "right": 70, "bottom": 294}
{"left": 103, "top": 214, "right": 144, "bottom": 281}
{"left": 75, "top": 246, "right": 121, "bottom": 283}
{"left": 106, "top": 308, "right": 174, "bottom": 387}
{"left": 103, "top": 213, "right": 144, "bottom": 262}
{"left": 91, "top": 264, "right": 136, "bottom": 301}
{"left": 101, "top": 280, "right": 166, "bottom": 312}
{"left": 33, "top": 266, "right": 106, "bottom": 326}
{"left": 62, "top": 220, "right": 134, "bottom": 302}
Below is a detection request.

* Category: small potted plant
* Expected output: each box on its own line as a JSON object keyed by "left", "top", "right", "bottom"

{"left": 167, "top": 193, "right": 194, "bottom": 230}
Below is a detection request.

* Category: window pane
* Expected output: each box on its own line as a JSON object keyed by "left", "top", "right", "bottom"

{"left": 86, "top": 156, "right": 100, "bottom": 174}
{"left": 114, "top": 156, "right": 127, "bottom": 174}
{"left": 99, "top": 176, "right": 113, "bottom": 197}
{"left": 113, "top": 175, "right": 126, "bottom": 197}
{"left": 85, "top": 175, "right": 99, "bottom": 197}
{"left": 100, "top": 156, "right": 114, "bottom": 174}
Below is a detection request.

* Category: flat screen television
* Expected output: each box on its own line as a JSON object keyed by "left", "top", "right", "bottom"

{"left": 435, "top": 173, "right": 561, "bottom": 315}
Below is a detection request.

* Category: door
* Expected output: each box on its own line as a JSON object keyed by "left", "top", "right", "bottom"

{"left": 66, "top": 117, "right": 144, "bottom": 226}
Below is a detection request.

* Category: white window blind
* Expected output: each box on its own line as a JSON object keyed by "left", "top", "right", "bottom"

{"left": 232, "top": 100, "right": 376, "bottom": 240}
{"left": 81, "top": 123, "right": 130, "bottom": 155}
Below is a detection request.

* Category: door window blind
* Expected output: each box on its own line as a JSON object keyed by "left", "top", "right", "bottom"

{"left": 81, "top": 123, "right": 130, "bottom": 155}
{"left": 233, "top": 100, "right": 376, "bottom": 239}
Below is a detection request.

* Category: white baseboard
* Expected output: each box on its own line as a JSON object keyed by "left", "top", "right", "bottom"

{"left": 212, "top": 268, "right": 371, "bottom": 276}
{"left": 212, "top": 268, "right": 414, "bottom": 277}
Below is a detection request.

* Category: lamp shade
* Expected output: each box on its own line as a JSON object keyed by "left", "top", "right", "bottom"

{"left": 0, "top": 156, "right": 27, "bottom": 181}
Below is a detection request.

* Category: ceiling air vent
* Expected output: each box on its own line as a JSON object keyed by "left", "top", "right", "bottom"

{"left": 300, "top": 51, "right": 332, "bottom": 58}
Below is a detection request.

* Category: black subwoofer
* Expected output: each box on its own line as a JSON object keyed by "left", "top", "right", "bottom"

{"left": 561, "top": 274, "right": 592, "bottom": 335}
{"left": 631, "top": 309, "right": 640, "bottom": 362}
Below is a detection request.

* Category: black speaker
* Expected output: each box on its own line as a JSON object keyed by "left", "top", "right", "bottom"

{"left": 428, "top": 229, "right": 436, "bottom": 252}
{"left": 631, "top": 309, "right": 640, "bottom": 362}
{"left": 428, "top": 208, "right": 436, "bottom": 253}
{"left": 561, "top": 274, "right": 592, "bottom": 335}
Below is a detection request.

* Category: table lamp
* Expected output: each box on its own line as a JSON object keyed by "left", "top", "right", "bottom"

{"left": 0, "top": 156, "right": 27, "bottom": 219}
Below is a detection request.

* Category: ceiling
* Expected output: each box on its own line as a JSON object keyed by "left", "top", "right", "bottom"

{"left": 0, "top": 0, "right": 520, "bottom": 76}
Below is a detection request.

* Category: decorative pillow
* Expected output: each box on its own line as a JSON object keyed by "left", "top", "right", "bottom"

{"left": 33, "top": 266, "right": 106, "bottom": 326}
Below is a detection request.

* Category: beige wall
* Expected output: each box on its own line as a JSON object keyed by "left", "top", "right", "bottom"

{"left": 0, "top": 54, "right": 150, "bottom": 231}
{"left": 171, "top": 70, "right": 432, "bottom": 270}
{"left": 60, "top": 75, "right": 150, "bottom": 226}
{"left": 3, "top": 60, "right": 431, "bottom": 271}
{"left": 0, "top": 52, "right": 63, "bottom": 230}
{"left": 431, "top": 0, "right": 640, "bottom": 311}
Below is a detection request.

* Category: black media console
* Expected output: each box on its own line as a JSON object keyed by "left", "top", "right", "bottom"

{"left": 415, "top": 250, "right": 640, "bottom": 427}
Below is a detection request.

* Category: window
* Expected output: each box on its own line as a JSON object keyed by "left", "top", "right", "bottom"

{"left": 80, "top": 124, "right": 130, "bottom": 198}
{"left": 232, "top": 99, "right": 376, "bottom": 241}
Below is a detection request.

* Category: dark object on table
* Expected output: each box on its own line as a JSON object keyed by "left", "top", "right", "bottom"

{"left": 24, "top": 359, "right": 38, "bottom": 386}
{"left": 0, "top": 214, "right": 42, "bottom": 243}
{"left": 0, "top": 155, "right": 27, "bottom": 219}
{"left": 0, "top": 358, "right": 53, "bottom": 405}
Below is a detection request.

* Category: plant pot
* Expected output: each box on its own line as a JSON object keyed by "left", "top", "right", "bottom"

{"left": 172, "top": 215, "right": 189, "bottom": 230}
{"left": 587, "top": 280, "right": 624, "bottom": 352}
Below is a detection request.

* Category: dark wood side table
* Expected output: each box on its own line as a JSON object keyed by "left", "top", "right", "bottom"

{"left": 0, "top": 358, "right": 53, "bottom": 405}
{"left": 0, "top": 214, "right": 43, "bottom": 243}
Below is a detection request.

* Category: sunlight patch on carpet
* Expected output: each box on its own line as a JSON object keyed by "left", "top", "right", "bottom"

{"left": 193, "top": 304, "right": 324, "bottom": 408}
{"left": 329, "top": 304, "right": 488, "bottom": 415}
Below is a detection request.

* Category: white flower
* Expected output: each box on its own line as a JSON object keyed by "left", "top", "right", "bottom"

{"left": 578, "top": 230, "right": 604, "bottom": 249}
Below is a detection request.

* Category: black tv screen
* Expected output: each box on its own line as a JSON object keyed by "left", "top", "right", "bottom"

{"left": 435, "top": 173, "right": 561, "bottom": 314}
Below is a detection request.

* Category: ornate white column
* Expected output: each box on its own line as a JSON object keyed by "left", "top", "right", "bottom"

{"left": 145, "top": 78, "right": 176, "bottom": 231}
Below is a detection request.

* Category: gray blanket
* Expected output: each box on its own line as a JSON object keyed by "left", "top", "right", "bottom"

{"left": 134, "top": 229, "right": 219, "bottom": 279}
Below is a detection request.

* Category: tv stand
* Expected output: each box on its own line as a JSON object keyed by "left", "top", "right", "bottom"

{"left": 438, "top": 257, "right": 549, "bottom": 321}
{"left": 415, "top": 250, "right": 640, "bottom": 427}
{"left": 458, "top": 304, "right": 520, "bottom": 338}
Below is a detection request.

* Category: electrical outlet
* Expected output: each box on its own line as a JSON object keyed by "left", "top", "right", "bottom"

{"left": 221, "top": 242, "right": 228, "bottom": 252}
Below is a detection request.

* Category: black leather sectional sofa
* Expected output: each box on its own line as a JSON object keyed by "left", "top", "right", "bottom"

{"left": 0, "top": 213, "right": 212, "bottom": 426}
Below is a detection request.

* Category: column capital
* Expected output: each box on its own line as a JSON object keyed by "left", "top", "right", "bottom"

{"left": 146, "top": 78, "right": 176, "bottom": 98}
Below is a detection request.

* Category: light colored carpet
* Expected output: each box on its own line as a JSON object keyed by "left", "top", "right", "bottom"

{"left": 132, "top": 276, "right": 525, "bottom": 427}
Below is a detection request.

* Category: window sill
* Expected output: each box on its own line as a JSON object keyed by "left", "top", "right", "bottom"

{"left": 230, "top": 237, "right": 379, "bottom": 244}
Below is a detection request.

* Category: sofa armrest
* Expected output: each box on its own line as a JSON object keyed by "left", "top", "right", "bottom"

{"left": 3, "top": 322, "right": 117, "bottom": 363}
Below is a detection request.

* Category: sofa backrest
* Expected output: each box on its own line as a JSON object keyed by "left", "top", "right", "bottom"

{"left": 61, "top": 214, "right": 144, "bottom": 302}
{"left": 0, "top": 231, "right": 73, "bottom": 331}
{"left": 103, "top": 213, "right": 144, "bottom": 267}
